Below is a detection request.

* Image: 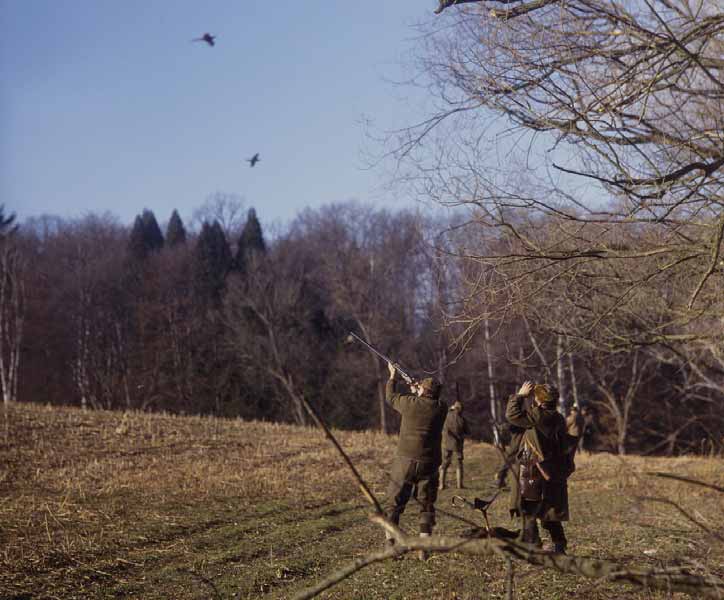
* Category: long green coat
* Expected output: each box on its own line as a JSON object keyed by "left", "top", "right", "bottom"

{"left": 505, "top": 393, "right": 570, "bottom": 522}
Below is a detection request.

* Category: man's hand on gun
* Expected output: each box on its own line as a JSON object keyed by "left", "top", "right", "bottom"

{"left": 388, "top": 361, "right": 415, "bottom": 388}
{"left": 351, "top": 333, "right": 414, "bottom": 385}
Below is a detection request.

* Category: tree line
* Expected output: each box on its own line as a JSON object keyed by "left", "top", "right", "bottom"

{"left": 2, "top": 1, "right": 720, "bottom": 456}
{"left": 1, "top": 190, "right": 721, "bottom": 455}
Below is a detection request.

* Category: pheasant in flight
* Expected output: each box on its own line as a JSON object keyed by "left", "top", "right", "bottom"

{"left": 192, "top": 33, "right": 216, "bottom": 47}
{"left": 247, "top": 153, "right": 260, "bottom": 167}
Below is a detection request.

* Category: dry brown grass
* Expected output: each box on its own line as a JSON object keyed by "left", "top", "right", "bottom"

{"left": 1, "top": 402, "right": 722, "bottom": 599}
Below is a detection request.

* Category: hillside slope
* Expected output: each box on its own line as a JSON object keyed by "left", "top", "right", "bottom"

{"left": 1, "top": 403, "right": 722, "bottom": 599}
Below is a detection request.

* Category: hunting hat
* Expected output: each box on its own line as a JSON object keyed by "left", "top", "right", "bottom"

{"left": 419, "top": 377, "right": 442, "bottom": 398}
{"left": 533, "top": 383, "right": 559, "bottom": 405}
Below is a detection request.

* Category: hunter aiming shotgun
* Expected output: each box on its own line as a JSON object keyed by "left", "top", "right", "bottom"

{"left": 348, "top": 332, "right": 415, "bottom": 384}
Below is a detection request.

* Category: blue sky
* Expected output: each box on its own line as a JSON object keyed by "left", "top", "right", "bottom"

{"left": 2, "top": 0, "right": 436, "bottom": 230}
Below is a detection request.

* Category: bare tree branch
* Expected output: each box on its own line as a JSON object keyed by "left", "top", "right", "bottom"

{"left": 295, "top": 514, "right": 724, "bottom": 599}
{"left": 646, "top": 472, "right": 724, "bottom": 494}
{"left": 637, "top": 495, "right": 724, "bottom": 543}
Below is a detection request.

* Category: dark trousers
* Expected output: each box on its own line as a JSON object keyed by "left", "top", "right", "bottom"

{"left": 520, "top": 500, "right": 567, "bottom": 551}
{"left": 441, "top": 449, "right": 463, "bottom": 469}
{"left": 386, "top": 457, "right": 439, "bottom": 534}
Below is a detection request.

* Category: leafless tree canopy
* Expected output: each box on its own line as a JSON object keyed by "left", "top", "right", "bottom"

{"left": 5, "top": 2, "right": 723, "bottom": 457}
{"left": 384, "top": 0, "right": 723, "bottom": 426}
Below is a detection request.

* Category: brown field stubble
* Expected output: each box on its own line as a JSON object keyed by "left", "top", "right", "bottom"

{"left": 0, "top": 402, "right": 722, "bottom": 599}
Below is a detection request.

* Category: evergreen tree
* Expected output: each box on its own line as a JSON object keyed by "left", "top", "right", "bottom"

{"left": 128, "top": 215, "right": 148, "bottom": 262}
{"left": 235, "top": 208, "right": 266, "bottom": 272}
{"left": 127, "top": 209, "right": 165, "bottom": 261}
{"left": 193, "top": 220, "right": 232, "bottom": 304}
{"left": 141, "top": 209, "right": 164, "bottom": 252}
{"left": 166, "top": 210, "right": 187, "bottom": 247}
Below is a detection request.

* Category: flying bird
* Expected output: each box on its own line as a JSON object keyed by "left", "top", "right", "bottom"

{"left": 247, "top": 153, "right": 260, "bottom": 167}
{"left": 192, "top": 33, "right": 216, "bottom": 47}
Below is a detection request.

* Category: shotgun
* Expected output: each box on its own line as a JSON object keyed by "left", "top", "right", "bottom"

{"left": 349, "top": 332, "right": 415, "bottom": 384}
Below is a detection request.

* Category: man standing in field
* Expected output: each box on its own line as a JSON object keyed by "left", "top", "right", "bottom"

{"left": 506, "top": 381, "right": 573, "bottom": 553}
{"left": 439, "top": 400, "right": 470, "bottom": 489}
{"left": 384, "top": 362, "right": 447, "bottom": 553}
{"left": 580, "top": 406, "right": 598, "bottom": 452}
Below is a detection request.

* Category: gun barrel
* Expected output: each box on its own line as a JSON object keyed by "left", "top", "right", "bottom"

{"left": 349, "top": 332, "right": 413, "bottom": 383}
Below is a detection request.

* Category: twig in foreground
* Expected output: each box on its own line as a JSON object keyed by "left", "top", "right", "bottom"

{"left": 637, "top": 495, "right": 724, "bottom": 543}
{"left": 646, "top": 472, "right": 724, "bottom": 494}
{"left": 293, "top": 515, "right": 724, "bottom": 600}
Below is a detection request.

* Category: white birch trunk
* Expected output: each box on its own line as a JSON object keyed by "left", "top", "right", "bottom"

{"left": 0, "top": 246, "right": 25, "bottom": 405}
{"left": 483, "top": 315, "right": 500, "bottom": 445}
{"left": 568, "top": 351, "right": 580, "bottom": 408}
{"left": 556, "top": 335, "right": 566, "bottom": 414}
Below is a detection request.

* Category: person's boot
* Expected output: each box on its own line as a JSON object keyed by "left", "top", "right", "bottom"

{"left": 418, "top": 532, "right": 430, "bottom": 561}
{"left": 520, "top": 516, "right": 541, "bottom": 547}
{"left": 438, "top": 466, "right": 448, "bottom": 490}
{"left": 542, "top": 521, "right": 567, "bottom": 554}
{"left": 456, "top": 464, "right": 464, "bottom": 489}
{"left": 542, "top": 540, "right": 567, "bottom": 554}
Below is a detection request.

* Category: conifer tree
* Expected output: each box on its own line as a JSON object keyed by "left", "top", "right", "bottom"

{"left": 141, "top": 209, "right": 164, "bottom": 253}
{"left": 166, "top": 210, "right": 187, "bottom": 247}
{"left": 127, "top": 209, "right": 165, "bottom": 261}
{"left": 128, "top": 215, "right": 148, "bottom": 262}
{"left": 193, "top": 220, "right": 232, "bottom": 304}
{"left": 235, "top": 208, "right": 266, "bottom": 272}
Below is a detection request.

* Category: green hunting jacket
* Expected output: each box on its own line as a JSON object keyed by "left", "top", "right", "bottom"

{"left": 386, "top": 379, "right": 447, "bottom": 464}
{"left": 506, "top": 393, "right": 570, "bottom": 521}
{"left": 442, "top": 410, "right": 470, "bottom": 453}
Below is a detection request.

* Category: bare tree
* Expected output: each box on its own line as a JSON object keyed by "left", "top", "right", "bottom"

{"left": 290, "top": 203, "right": 429, "bottom": 431}
{"left": 585, "top": 348, "right": 657, "bottom": 454}
{"left": 0, "top": 239, "right": 25, "bottom": 405}
{"left": 58, "top": 216, "right": 131, "bottom": 410}
{"left": 390, "top": 0, "right": 723, "bottom": 360}
{"left": 190, "top": 192, "right": 247, "bottom": 243}
{"left": 223, "top": 239, "right": 320, "bottom": 426}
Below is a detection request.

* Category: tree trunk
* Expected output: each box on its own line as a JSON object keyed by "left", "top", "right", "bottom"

{"left": 377, "top": 378, "right": 387, "bottom": 434}
{"left": 568, "top": 351, "right": 579, "bottom": 409}
{"left": 355, "top": 321, "right": 387, "bottom": 434}
{"left": 0, "top": 245, "right": 25, "bottom": 405}
{"left": 556, "top": 335, "right": 566, "bottom": 414}
{"left": 483, "top": 315, "right": 500, "bottom": 445}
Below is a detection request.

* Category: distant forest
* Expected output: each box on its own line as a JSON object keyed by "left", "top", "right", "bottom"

{"left": 1, "top": 192, "right": 722, "bottom": 456}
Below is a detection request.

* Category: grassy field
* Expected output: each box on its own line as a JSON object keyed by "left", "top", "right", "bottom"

{"left": 1, "top": 402, "right": 722, "bottom": 600}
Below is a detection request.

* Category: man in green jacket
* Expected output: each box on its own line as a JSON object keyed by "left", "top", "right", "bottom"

{"left": 384, "top": 362, "right": 447, "bottom": 548}
{"left": 506, "top": 381, "right": 572, "bottom": 553}
{"left": 439, "top": 400, "right": 470, "bottom": 490}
